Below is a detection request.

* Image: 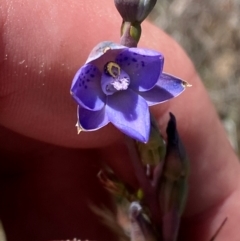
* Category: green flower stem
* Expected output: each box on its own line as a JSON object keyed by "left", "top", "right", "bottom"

{"left": 120, "top": 21, "right": 141, "bottom": 47}
{"left": 124, "top": 136, "right": 162, "bottom": 230}
{"left": 137, "top": 114, "right": 166, "bottom": 189}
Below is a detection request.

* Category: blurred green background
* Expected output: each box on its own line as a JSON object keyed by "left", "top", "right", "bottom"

{"left": 150, "top": 0, "right": 240, "bottom": 155}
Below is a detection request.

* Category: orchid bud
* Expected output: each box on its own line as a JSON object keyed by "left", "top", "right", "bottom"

{"left": 158, "top": 113, "right": 189, "bottom": 241}
{"left": 129, "top": 202, "right": 158, "bottom": 241}
{"left": 114, "top": 0, "right": 157, "bottom": 23}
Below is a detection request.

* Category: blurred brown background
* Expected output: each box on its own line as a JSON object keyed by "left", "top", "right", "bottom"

{"left": 150, "top": 0, "right": 240, "bottom": 155}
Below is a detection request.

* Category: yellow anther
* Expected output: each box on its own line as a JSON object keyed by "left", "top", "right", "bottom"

{"left": 105, "top": 62, "right": 121, "bottom": 78}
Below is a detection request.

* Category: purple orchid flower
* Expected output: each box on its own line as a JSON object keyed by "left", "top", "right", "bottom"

{"left": 70, "top": 41, "right": 188, "bottom": 143}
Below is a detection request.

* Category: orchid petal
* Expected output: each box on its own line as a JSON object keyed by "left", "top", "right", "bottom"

{"left": 115, "top": 48, "right": 164, "bottom": 91}
{"left": 106, "top": 89, "right": 150, "bottom": 143}
{"left": 71, "top": 64, "right": 106, "bottom": 111}
{"left": 86, "top": 41, "right": 126, "bottom": 63}
{"left": 139, "top": 73, "right": 186, "bottom": 106}
{"left": 77, "top": 106, "right": 109, "bottom": 131}
{"left": 86, "top": 41, "right": 127, "bottom": 71}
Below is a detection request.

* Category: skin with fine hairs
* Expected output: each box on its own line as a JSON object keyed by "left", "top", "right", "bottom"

{"left": 0, "top": 0, "right": 240, "bottom": 241}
